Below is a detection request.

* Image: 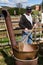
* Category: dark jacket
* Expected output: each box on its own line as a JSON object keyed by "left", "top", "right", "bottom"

{"left": 19, "top": 15, "right": 33, "bottom": 29}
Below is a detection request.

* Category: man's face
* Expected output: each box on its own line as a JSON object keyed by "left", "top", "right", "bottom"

{"left": 27, "top": 9, "right": 31, "bottom": 13}
{"left": 27, "top": 10, "right": 31, "bottom": 15}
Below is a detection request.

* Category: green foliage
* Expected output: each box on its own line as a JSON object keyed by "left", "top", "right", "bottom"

{"left": 8, "top": 7, "right": 25, "bottom": 15}
{"left": 32, "top": 10, "right": 39, "bottom": 16}
{"left": 15, "top": 8, "right": 20, "bottom": 15}
{"left": 0, "top": 37, "right": 9, "bottom": 43}
{"left": 20, "top": 8, "right": 26, "bottom": 15}
{"left": 8, "top": 8, "right": 14, "bottom": 15}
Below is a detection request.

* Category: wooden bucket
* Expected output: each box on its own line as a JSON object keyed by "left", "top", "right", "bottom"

{"left": 13, "top": 44, "right": 39, "bottom": 60}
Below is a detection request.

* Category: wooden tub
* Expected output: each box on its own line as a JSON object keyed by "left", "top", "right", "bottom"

{"left": 13, "top": 44, "right": 39, "bottom": 60}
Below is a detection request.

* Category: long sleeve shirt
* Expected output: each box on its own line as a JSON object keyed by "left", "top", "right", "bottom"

{"left": 19, "top": 14, "right": 33, "bottom": 29}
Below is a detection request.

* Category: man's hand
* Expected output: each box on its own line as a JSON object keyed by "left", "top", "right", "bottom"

{"left": 24, "top": 28, "right": 31, "bottom": 32}
{"left": 25, "top": 28, "right": 28, "bottom": 31}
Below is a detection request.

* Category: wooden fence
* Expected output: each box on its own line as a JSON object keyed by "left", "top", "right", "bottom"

{"left": 0, "top": 16, "right": 43, "bottom": 46}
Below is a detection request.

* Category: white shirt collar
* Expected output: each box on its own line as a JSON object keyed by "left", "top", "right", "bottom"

{"left": 23, "top": 13, "right": 32, "bottom": 25}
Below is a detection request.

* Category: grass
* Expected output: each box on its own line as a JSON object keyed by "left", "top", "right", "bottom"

{"left": 0, "top": 37, "right": 9, "bottom": 43}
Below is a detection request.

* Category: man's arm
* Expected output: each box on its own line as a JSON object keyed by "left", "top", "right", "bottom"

{"left": 19, "top": 15, "right": 25, "bottom": 29}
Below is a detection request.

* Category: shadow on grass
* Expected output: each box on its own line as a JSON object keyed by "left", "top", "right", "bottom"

{"left": 0, "top": 49, "right": 16, "bottom": 65}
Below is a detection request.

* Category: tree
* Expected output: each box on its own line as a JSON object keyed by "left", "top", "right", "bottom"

{"left": 42, "top": 0, "right": 43, "bottom": 10}
{"left": 16, "top": 3, "right": 22, "bottom": 14}
{"left": 41, "top": 0, "right": 43, "bottom": 10}
{"left": 16, "top": 3, "right": 22, "bottom": 8}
